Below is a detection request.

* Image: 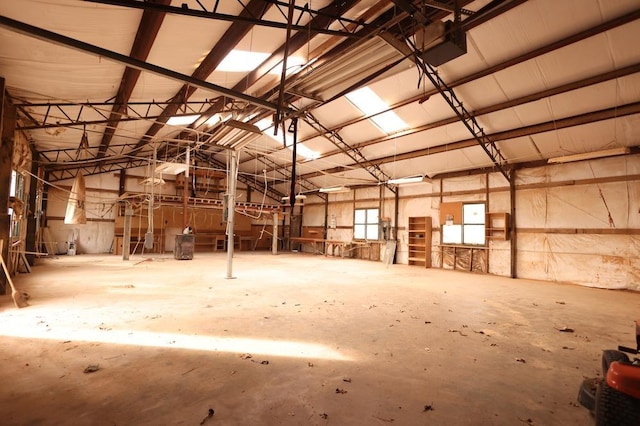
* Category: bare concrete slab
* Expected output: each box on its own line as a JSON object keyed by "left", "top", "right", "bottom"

{"left": 1, "top": 253, "right": 638, "bottom": 425}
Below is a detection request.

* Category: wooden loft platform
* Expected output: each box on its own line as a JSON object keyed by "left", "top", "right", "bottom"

{"left": 118, "top": 192, "right": 282, "bottom": 214}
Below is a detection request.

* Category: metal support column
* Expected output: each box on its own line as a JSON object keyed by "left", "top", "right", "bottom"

{"left": 226, "top": 149, "right": 237, "bottom": 279}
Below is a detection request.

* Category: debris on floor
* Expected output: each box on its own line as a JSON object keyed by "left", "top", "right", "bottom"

{"left": 448, "top": 329, "right": 468, "bottom": 336}
{"left": 423, "top": 404, "right": 434, "bottom": 412}
{"left": 83, "top": 364, "right": 100, "bottom": 373}
{"left": 515, "top": 358, "right": 526, "bottom": 363}
{"left": 319, "top": 413, "right": 328, "bottom": 419}
{"left": 555, "top": 301, "right": 566, "bottom": 305}
{"left": 308, "top": 362, "right": 314, "bottom": 367}
{"left": 372, "top": 415, "right": 394, "bottom": 422}
{"left": 199, "top": 408, "right": 215, "bottom": 425}
{"left": 343, "top": 378, "right": 352, "bottom": 383}
{"left": 555, "top": 326, "right": 574, "bottom": 333}
{"left": 335, "top": 388, "right": 348, "bottom": 394}
{"left": 240, "top": 353, "right": 252, "bottom": 359}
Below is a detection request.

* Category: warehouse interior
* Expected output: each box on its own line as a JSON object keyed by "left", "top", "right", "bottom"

{"left": 0, "top": 0, "right": 639, "bottom": 424}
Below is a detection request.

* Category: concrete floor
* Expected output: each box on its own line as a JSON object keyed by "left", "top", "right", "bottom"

{"left": 0, "top": 252, "right": 638, "bottom": 425}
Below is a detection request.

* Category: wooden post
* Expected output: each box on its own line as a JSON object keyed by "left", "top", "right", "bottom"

{"left": 24, "top": 146, "right": 39, "bottom": 266}
{"left": 510, "top": 171, "right": 517, "bottom": 278}
{"left": 0, "top": 78, "right": 16, "bottom": 295}
{"left": 272, "top": 212, "right": 278, "bottom": 255}
{"left": 123, "top": 206, "right": 133, "bottom": 261}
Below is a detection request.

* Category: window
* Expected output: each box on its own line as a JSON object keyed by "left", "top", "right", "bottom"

{"left": 462, "top": 203, "right": 485, "bottom": 245}
{"left": 9, "top": 170, "right": 25, "bottom": 238}
{"left": 441, "top": 202, "right": 485, "bottom": 245}
{"left": 354, "top": 208, "right": 379, "bottom": 240}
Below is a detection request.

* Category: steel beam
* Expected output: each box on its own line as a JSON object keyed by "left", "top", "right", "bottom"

{"left": 0, "top": 15, "right": 279, "bottom": 112}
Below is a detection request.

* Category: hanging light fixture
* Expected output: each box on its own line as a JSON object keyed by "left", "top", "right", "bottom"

{"left": 387, "top": 175, "right": 426, "bottom": 185}
{"left": 319, "top": 185, "right": 350, "bottom": 193}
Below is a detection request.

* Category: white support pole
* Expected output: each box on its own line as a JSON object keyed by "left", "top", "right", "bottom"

{"left": 226, "top": 150, "right": 237, "bottom": 279}
{"left": 272, "top": 212, "right": 278, "bottom": 255}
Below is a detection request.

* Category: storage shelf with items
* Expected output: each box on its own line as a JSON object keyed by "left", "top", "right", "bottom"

{"left": 407, "top": 216, "right": 432, "bottom": 267}
{"left": 485, "top": 212, "right": 510, "bottom": 240}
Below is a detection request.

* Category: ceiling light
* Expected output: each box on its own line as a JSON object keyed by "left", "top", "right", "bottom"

{"left": 167, "top": 114, "right": 201, "bottom": 126}
{"left": 387, "top": 175, "right": 425, "bottom": 185}
{"left": 319, "top": 186, "right": 350, "bottom": 193}
{"left": 547, "top": 147, "right": 630, "bottom": 164}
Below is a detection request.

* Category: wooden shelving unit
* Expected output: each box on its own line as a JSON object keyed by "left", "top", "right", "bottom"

{"left": 486, "top": 212, "right": 510, "bottom": 240}
{"left": 408, "top": 216, "right": 432, "bottom": 267}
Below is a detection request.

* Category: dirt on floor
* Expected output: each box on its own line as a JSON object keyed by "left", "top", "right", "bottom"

{"left": 0, "top": 252, "right": 638, "bottom": 425}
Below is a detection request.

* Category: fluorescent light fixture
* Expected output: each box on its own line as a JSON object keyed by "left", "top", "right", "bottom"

{"left": 319, "top": 186, "right": 350, "bottom": 193}
{"left": 387, "top": 175, "right": 425, "bottom": 185}
{"left": 346, "top": 87, "right": 408, "bottom": 134}
{"left": 218, "top": 50, "right": 270, "bottom": 72}
{"left": 547, "top": 147, "right": 630, "bottom": 164}
{"left": 167, "top": 114, "right": 200, "bottom": 126}
{"left": 256, "top": 118, "right": 320, "bottom": 160}
{"left": 215, "top": 120, "right": 263, "bottom": 150}
{"left": 155, "top": 162, "right": 187, "bottom": 175}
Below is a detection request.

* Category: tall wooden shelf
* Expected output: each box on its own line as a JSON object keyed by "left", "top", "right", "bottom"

{"left": 408, "top": 216, "right": 432, "bottom": 267}
{"left": 486, "top": 212, "right": 510, "bottom": 240}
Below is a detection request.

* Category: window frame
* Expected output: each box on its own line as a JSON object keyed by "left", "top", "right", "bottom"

{"left": 353, "top": 207, "right": 380, "bottom": 241}
{"left": 441, "top": 202, "right": 486, "bottom": 246}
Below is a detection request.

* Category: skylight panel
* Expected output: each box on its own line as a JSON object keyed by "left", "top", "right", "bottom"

{"left": 256, "top": 119, "right": 320, "bottom": 160}
{"left": 167, "top": 115, "right": 200, "bottom": 126}
{"left": 218, "top": 50, "right": 270, "bottom": 72}
{"left": 346, "top": 87, "right": 408, "bottom": 134}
